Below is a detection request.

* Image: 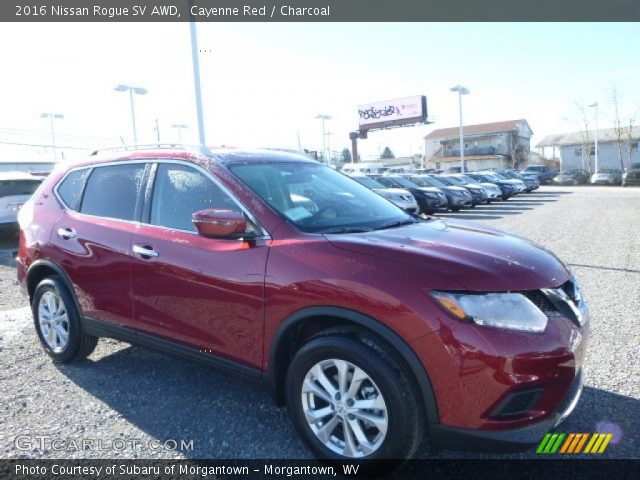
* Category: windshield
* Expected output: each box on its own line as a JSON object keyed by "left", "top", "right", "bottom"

{"left": 443, "top": 176, "right": 466, "bottom": 186}
{"left": 388, "top": 176, "right": 418, "bottom": 188}
{"left": 230, "top": 162, "right": 412, "bottom": 233}
{"left": 352, "top": 176, "right": 385, "bottom": 189}
{"left": 408, "top": 176, "right": 428, "bottom": 187}
{"left": 460, "top": 175, "right": 480, "bottom": 184}
{"left": 420, "top": 176, "right": 448, "bottom": 188}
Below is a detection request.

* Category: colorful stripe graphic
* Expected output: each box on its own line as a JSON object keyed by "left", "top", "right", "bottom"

{"left": 537, "top": 433, "right": 613, "bottom": 454}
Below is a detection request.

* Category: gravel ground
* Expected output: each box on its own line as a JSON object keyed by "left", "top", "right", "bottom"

{"left": 0, "top": 186, "right": 639, "bottom": 460}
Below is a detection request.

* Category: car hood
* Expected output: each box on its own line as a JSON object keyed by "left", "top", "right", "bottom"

{"left": 325, "top": 219, "right": 570, "bottom": 291}
{"left": 374, "top": 187, "right": 412, "bottom": 196}
{"left": 440, "top": 185, "right": 468, "bottom": 193}
{"left": 478, "top": 182, "right": 500, "bottom": 190}
{"left": 593, "top": 173, "right": 618, "bottom": 178}
{"left": 417, "top": 186, "right": 444, "bottom": 194}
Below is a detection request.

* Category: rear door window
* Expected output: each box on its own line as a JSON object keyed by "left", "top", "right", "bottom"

{"left": 80, "top": 164, "right": 146, "bottom": 221}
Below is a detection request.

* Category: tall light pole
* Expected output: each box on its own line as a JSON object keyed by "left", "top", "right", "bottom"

{"left": 172, "top": 123, "right": 188, "bottom": 143}
{"left": 450, "top": 85, "right": 470, "bottom": 172}
{"left": 589, "top": 102, "right": 599, "bottom": 172}
{"left": 326, "top": 131, "right": 333, "bottom": 165}
{"left": 189, "top": 8, "right": 207, "bottom": 146}
{"left": 40, "top": 113, "right": 64, "bottom": 161}
{"left": 315, "top": 114, "right": 331, "bottom": 163}
{"left": 114, "top": 84, "right": 147, "bottom": 144}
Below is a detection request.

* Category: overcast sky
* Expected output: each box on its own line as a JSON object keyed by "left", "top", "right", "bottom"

{"left": 1, "top": 22, "right": 639, "bottom": 161}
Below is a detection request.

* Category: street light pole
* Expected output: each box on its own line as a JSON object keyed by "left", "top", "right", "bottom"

{"left": 589, "top": 102, "right": 599, "bottom": 172}
{"left": 114, "top": 84, "right": 148, "bottom": 144}
{"left": 189, "top": 10, "right": 207, "bottom": 146}
{"left": 315, "top": 114, "right": 331, "bottom": 163}
{"left": 40, "top": 113, "right": 64, "bottom": 162}
{"left": 450, "top": 85, "right": 470, "bottom": 172}
{"left": 172, "top": 123, "right": 188, "bottom": 143}
{"left": 326, "top": 131, "right": 333, "bottom": 165}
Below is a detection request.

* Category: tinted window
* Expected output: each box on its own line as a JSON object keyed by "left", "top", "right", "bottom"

{"left": 57, "top": 169, "right": 88, "bottom": 210}
{"left": 81, "top": 164, "right": 145, "bottom": 220}
{"left": 0, "top": 179, "right": 41, "bottom": 198}
{"left": 150, "top": 163, "right": 239, "bottom": 232}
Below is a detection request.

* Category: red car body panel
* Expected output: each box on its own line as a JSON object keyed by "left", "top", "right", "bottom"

{"left": 16, "top": 148, "right": 589, "bottom": 448}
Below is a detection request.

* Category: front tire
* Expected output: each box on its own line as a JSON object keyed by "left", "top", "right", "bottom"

{"left": 32, "top": 276, "right": 98, "bottom": 363}
{"left": 286, "top": 333, "right": 423, "bottom": 462}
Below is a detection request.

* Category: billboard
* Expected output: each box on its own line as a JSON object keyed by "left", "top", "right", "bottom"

{"left": 358, "top": 95, "right": 427, "bottom": 131}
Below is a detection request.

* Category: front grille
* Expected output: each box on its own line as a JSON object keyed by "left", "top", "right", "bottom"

{"left": 523, "top": 290, "right": 563, "bottom": 317}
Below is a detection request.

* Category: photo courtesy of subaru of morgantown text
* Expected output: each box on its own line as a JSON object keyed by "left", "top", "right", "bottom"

{"left": 1, "top": 1, "right": 639, "bottom": 479}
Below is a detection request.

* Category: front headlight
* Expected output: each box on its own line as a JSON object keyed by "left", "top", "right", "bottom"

{"left": 430, "top": 291, "right": 548, "bottom": 333}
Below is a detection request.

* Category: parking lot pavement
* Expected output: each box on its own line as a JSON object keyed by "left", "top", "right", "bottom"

{"left": 0, "top": 186, "right": 639, "bottom": 459}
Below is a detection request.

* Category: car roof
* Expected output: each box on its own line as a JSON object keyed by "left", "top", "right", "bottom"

{"left": 65, "top": 146, "right": 317, "bottom": 169}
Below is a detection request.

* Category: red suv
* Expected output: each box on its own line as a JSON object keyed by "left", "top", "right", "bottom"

{"left": 17, "top": 147, "right": 589, "bottom": 461}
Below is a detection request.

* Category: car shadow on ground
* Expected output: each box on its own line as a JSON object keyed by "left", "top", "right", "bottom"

{"left": 58, "top": 343, "right": 639, "bottom": 459}
{"left": 59, "top": 343, "right": 309, "bottom": 459}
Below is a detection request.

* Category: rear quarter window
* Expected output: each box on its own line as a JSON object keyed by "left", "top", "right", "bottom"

{"left": 57, "top": 169, "right": 89, "bottom": 210}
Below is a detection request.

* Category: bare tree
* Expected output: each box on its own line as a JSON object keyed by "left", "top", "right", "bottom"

{"left": 575, "top": 102, "right": 593, "bottom": 173}
{"left": 611, "top": 87, "right": 626, "bottom": 171}
{"left": 625, "top": 115, "right": 637, "bottom": 168}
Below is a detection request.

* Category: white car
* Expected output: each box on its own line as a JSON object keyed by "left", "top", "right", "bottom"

{"left": 0, "top": 172, "right": 43, "bottom": 226}
{"left": 350, "top": 175, "right": 419, "bottom": 213}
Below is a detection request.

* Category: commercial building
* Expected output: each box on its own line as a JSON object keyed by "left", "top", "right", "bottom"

{"left": 424, "top": 119, "right": 533, "bottom": 171}
{"left": 536, "top": 127, "right": 640, "bottom": 172}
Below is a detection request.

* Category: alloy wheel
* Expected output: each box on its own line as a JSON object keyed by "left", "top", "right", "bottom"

{"left": 301, "top": 358, "right": 388, "bottom": 458}
{"left": 38, "top": 291, "right": 69, "bottom": 353}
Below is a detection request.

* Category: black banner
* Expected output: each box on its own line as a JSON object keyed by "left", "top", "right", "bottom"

{"left": 4, "top": 0, "right": 640, "bottom": 22}
{"left": 1, "top": 459, "right": 639, "bottom": 480}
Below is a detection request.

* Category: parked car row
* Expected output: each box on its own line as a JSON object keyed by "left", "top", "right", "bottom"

{"left": 348, "top": 170, "right": 539, "bottom": 215}
{"left": 551, "top": 164, "right": 640, "bottom": 186}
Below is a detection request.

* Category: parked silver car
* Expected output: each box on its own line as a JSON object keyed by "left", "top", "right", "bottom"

{"left": 0, "top": 171, "right": 43, "bottom": 226}
{"left": 591, "top": 169, "right": 622, "bottom": 185}
{"left": 350, "top": 175, "right": 419, "bottom": 213}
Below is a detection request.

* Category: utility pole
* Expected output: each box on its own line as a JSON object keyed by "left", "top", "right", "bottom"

{"left": 589, "top": 102, "right": 599, "bottom": 172}
{"left": 40, "top": 113, "right": 64, "bottom": 161}
{"left": 450, "top": 85, "right": 470, "bottom": 172}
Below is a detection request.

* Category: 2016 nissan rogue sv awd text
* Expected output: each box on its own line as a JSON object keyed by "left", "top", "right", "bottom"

{"left": 17, "top": 147, "right": 589, "bottom": 463}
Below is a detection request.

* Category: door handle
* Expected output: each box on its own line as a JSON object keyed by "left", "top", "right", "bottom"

{"left": 133, "top": 244, "right": 159, "bottom": 258}
{"left": 57, "top": 227, "right": 77, "bottom": 239}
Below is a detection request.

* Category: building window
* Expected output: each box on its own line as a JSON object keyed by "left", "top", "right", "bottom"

{"left": 574, "top": 147, "right": 582, "bottom": 157}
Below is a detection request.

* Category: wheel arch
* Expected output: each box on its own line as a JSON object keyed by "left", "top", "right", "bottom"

{"left": 26, "top": 259, "right": 82, "bottom": 315}
{"left": 267, "top": 306, "right": 440, "bottom": 425}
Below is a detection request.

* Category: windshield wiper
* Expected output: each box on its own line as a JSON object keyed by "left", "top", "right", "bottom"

{"left": 375, "top": 219, "right": 419, "bottom": 231}
{"left": 318, "top": 226, "right": 375, "bottom": 234}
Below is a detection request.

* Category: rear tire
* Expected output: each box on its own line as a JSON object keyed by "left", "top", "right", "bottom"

{"left": 32, "top": 276, "right": 98, "bottom": 363}
{"left": 286, "top": 333, "right": 423, "bottom": 463}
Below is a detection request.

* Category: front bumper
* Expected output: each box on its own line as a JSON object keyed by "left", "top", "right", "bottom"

{"left": 430, "top": 370, "right": 584, "bottom": 452}
{"left": 623, "top": 177, "right": 640, "bottom": 186}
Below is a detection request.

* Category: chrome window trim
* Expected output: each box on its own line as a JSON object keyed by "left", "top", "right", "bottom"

{"left": 53, "top": 158, "right": 271, "bottom": 240}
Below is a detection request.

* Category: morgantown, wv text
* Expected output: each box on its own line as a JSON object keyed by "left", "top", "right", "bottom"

{"left": 15, "top": 463, "right": 358, "bottom": 477}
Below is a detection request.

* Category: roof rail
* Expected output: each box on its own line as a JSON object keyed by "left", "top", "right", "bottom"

{"left": 89, "top": 144, "right": 214, "bottom": 157}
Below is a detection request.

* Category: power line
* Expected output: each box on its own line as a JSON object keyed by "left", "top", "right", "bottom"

{"left": 0, "top": 140, "right": 94, "bottom": 150}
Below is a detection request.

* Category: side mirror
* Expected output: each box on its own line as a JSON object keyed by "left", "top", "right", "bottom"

{"left": 192, "top": 209, "right": 247, "bottom": 238}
